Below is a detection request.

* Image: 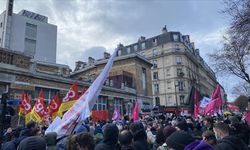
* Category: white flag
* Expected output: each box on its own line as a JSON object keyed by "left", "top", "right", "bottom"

{"left": 199, "top": 97, "right": 211, "bottom": 108}
{"left": 46, "top": 49, "right": 117, "bottom": 136}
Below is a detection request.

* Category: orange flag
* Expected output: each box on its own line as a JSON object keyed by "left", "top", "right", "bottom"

{"left": 18, "top": 93, "right": 25, "bottom": 117}
{"left": 31, "top": 89, "right": 46, "bottom": 123}
{"left": 58, "top": 82, "right": 79, "bottom": 117}
{"left": 48, "top": 93, "right": 61, "bottom": 120}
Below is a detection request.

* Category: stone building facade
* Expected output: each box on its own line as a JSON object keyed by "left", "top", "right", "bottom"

{"left": 72, "top": 53, "right": 153, "bottom": 114}
{"left": 0, "top": 47, "right": 146, "bottom": 121}
{"left": 115, "top": 26, "right": 225, "bottom": 111}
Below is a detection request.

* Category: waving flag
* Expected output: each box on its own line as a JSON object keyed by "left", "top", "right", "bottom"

{"left": 80, "top": 86, "right": 87, "bottom": 96}
{"left": 31, "top": 89, "right": 46, "bottom": 123}
{"left": 112, "top": 107, "right": 121, "bottom": 121}
{"left": 132, "top": 101, "right": 139, "bottom": 121}
{"left": 212, "top": 84, "right": 222, "bottom": 108}
{"left": 18, "top": 93, "right": 25, "bottom": 117}
{"left": 19, "top": 93, "right": 33, "bottom": 124}
{"left": 48, "top": 93, "right": 61, "bottom": 120}
{"left": 58, "top": 82, "right": 79, "bottom": 117}
{"left": 46, "top": 49, "right": 117, "bottom": 136}
{"left": 194, "top": 88, "right": 199, "bottom": 119}
{"left": 43, "top": 107, "right": 51, "bottom": 127}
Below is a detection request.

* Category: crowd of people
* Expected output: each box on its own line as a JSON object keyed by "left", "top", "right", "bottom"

{"left": 1, "top": 113, "right": 250, "bottom": 150}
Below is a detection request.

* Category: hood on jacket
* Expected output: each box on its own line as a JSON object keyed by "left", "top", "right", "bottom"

{"left": 184, "top": 140, "right": 213, "bottom": 150}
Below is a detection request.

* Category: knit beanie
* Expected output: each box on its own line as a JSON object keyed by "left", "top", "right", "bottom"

{"left": 18, "top": 136, "right": 46, "bottom": 150}
{"left": 166, "top": 131, "right": 194, "bottom": 150}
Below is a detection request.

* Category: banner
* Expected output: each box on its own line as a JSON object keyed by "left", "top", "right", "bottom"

{"left": 92, "top": 110, "right": 109, "bottom": 122}
{"left": 58, "top": 82, "right": 78, "bottom": 117}
{"left": 199, "top": 97, "right": 211, "bottom": 108}
{"left": 132, "top": 101, "right": 139, "bottom": 121}
{"left": 46, "top": 49, "right": 117, "bottom": 136}
{"left": 112, "top": 108, "right": 120, "bottom": 121}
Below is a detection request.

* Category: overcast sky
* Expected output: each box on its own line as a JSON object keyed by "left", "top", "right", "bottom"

{"left": 0, "top": 0, "right": 240, "bottom": 101}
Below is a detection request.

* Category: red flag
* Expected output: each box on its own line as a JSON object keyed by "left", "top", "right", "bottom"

{"left": 43, "top": 107, "right": 51, "bottom": 127}
{"left": 20, "top": 93, "right": 32, "bottom": 124}
{"left": 58, "top": 82, "right": 79, "bottom": 117}
{"left": 205, "top": 99, "right": 217, "bottom": 115}
{"left": 48, "top": 93, "right": 61, "bottom": 120}
{"left": 80, "top": 86, "right": 87, "bottom": 96}
{"left": 132, "top": 101, "right": 139, "bottom": 121}
{"left": 244, "top": 112, "right": 250, "bottom": 126}
{"left": 31, "top": 89, "right": 47, "bottom": 123}
{"left": 194, "top": 88, "right": 199, "bottom": 119}
{"left": 18, "top": 93, "right": 25, "bottom": 117}
{"left": 211, "top": 85, "right": 222, "bottom": 108}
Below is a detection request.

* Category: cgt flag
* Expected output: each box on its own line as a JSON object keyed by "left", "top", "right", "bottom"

{"left": 31, "top": 89, "right": 46, "bottom": 123}
{"left": 58, "top": 82, "right": 79, "bottom": 117}
{"left": 132, "top": 101, "right": 139, "bottom": 121}
{"left": 18, "top": 93, "right": 25, "bottom": 117}
{"left": 48, "top": 93, "right": 61, "bottom": 120}
{"left": 46, "top": 49, "right": 117, "bottom": 136}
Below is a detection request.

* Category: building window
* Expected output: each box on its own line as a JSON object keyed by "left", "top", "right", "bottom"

{"left": 127, "top": 47, "right": 131, "bottom": 54}
{"left": 152, "top": 60, "right": 158, "bottom": 69}
{"left": 141, "top": 42, "right": 146, "bottom": 49}
{"left": 0, "top": 22, "right": 2, "bottom": 28}
{"left": 134, "top": 44, "right": 138, "bottom": 51}
{"left": 154, "top": 84, "right": 159, "bottom": 94}
{"left": 114, "top": 98, "right": 123, "bottom": 114}
{"left": 153, "top": 72, "right": 158, "bottom": 80}
{"left": 177, "top": 68, "right": 183, "bottom": 76}
{"left": 175, "top": 44, "right": 180, "bottom": 51}
{"left": 155, "top": 97, "right": 160, "bottom": 106}
{"left": 176, "top": 56, "right": 182, "bottom": 64}
{"left": 166, "top": 68, "right": 170, "bottom": 76}
{"left": 180, "top": 95, "right": 185, "bottom": 105}
{"left": 142, "top": 68, "right": 146, "bottom": 91}
{"left": 153, "top": 38, "right": 157, "bottom": 46}
{"left": 173, "top": 34, "right": 179, "bottom": 42}
{"left": 168, "top": 96, "right": 172, "bottom": 104}
{"left": 25, "top": 23, "right": 37, "bottom": 39}
{"left": 153, "top": 49, "right": 158, "bottom": 56}
{"left": 34, "top": 87, "right": 59, "bottom": 105}
{"left": 178, "top": 81, "right": 184, "bottom": 91}
{"left": 24, "top": 38, "right": 36, "bottom": 55}
{"left": 167, "top": 80, "right": 171, "bottom": 89}
{"left": 94, "top": 96, "right": 107, "bottom": 110}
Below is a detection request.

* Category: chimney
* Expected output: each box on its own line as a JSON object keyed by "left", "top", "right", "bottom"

{"left": 74, "top": 61, "right": 87, "bottom": 71}
{"left": 162, "top": 25, "right": 167, "bottom": 33}
{"left": 88, "top": 57, "right": 95, "bottom": 64}
{"left": 104, "top": 52, "right": 110, "bottom": 59}
{"left": 190, "top": 42, "right": 195, "bottom": 49}
{"left": 138, "top": 36, "right": 146, "bottom": 42}
{"left": 117, "top": 43, "right": 124, "bottom": 49}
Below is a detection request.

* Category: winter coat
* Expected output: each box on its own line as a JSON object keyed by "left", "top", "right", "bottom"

{"left": 184, "top": 140, "right": 214, "bottom": 150}
{"left": 215, "top": 136, "right": 248, "bottom": 150}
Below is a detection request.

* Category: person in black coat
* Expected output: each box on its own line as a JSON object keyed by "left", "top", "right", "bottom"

{"left": 129, "top": 121, "right": 150, "bottom": 150}
{"left": 94, "top": 123, "right": 120, "bottom": 150}
{"left": 213, "top": 122, "right": 248, "bottom": 150}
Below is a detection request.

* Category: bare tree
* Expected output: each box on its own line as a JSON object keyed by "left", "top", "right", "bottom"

{"left": 232, "top": 82, "right": 250, "bottom": 96}
{"left": 210, "top": 0, "right": 250, "bottom": 84}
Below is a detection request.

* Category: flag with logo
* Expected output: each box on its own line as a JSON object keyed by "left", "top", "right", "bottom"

{"left": 31, "top": 89, "right": 46, "bottom": 123}
{"left": 43, "top": 107, "right": 51, "bottom": 127}
{"left": 19, "top": 93, "right": 33, "bottom": 124}
{"left": 80, "top": 86, "right": 87, "bottom": 96}
{"left": 58, "top": 82, "right": 78, "bottom": 117}
{"left": 46, "top": 49, "right": 117, "bottom": 136}
{"left": 18, "top": 93, "right": 25, "bottom": 117}
{"left": 48, "top": 93, "right": 61, "bottom": 120}
{"left": 112, "top": 107, "right": 121, "bottom": 121}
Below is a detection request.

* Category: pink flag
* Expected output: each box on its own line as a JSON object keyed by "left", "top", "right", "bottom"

{"left": 211, "top": 85, "right": 222, "bottom": 108}
{"left": 132, "top": 102, "right": 139, "bottom": 121}
{"left": 205, "top": 99, "right": 217, "bottom": 115}
{"left": 244, "top": 112, "right": 250, "bottom": 126}
{"left": 112, "top": 107, "right": 121, "bottom": 121}
{"left": 194, "top": 88, "right": 199, "bottom": 119}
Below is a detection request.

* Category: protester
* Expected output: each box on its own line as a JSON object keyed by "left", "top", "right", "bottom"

{"left": 76, "top": 133, "right": 95, "bottom": 150}
{"left": 17, "top": 136, "right": 46, "bottom": 150}
{"left": 119, "top": 130, "right": 134, "bottom": 150}
{"left": 94, "top": 123, "right": 120, "bottom": 150}
{"left": 44, "top": 132, "right": 57, "bottom": 150}
{"left": 213, "top": 122, "right": 248, "bottom": 150}
{"left": 166, "top": 131, "right": 195, "bottom": 150}
{"left": 202, "top": 130, "right": 217, "bottom": 146}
